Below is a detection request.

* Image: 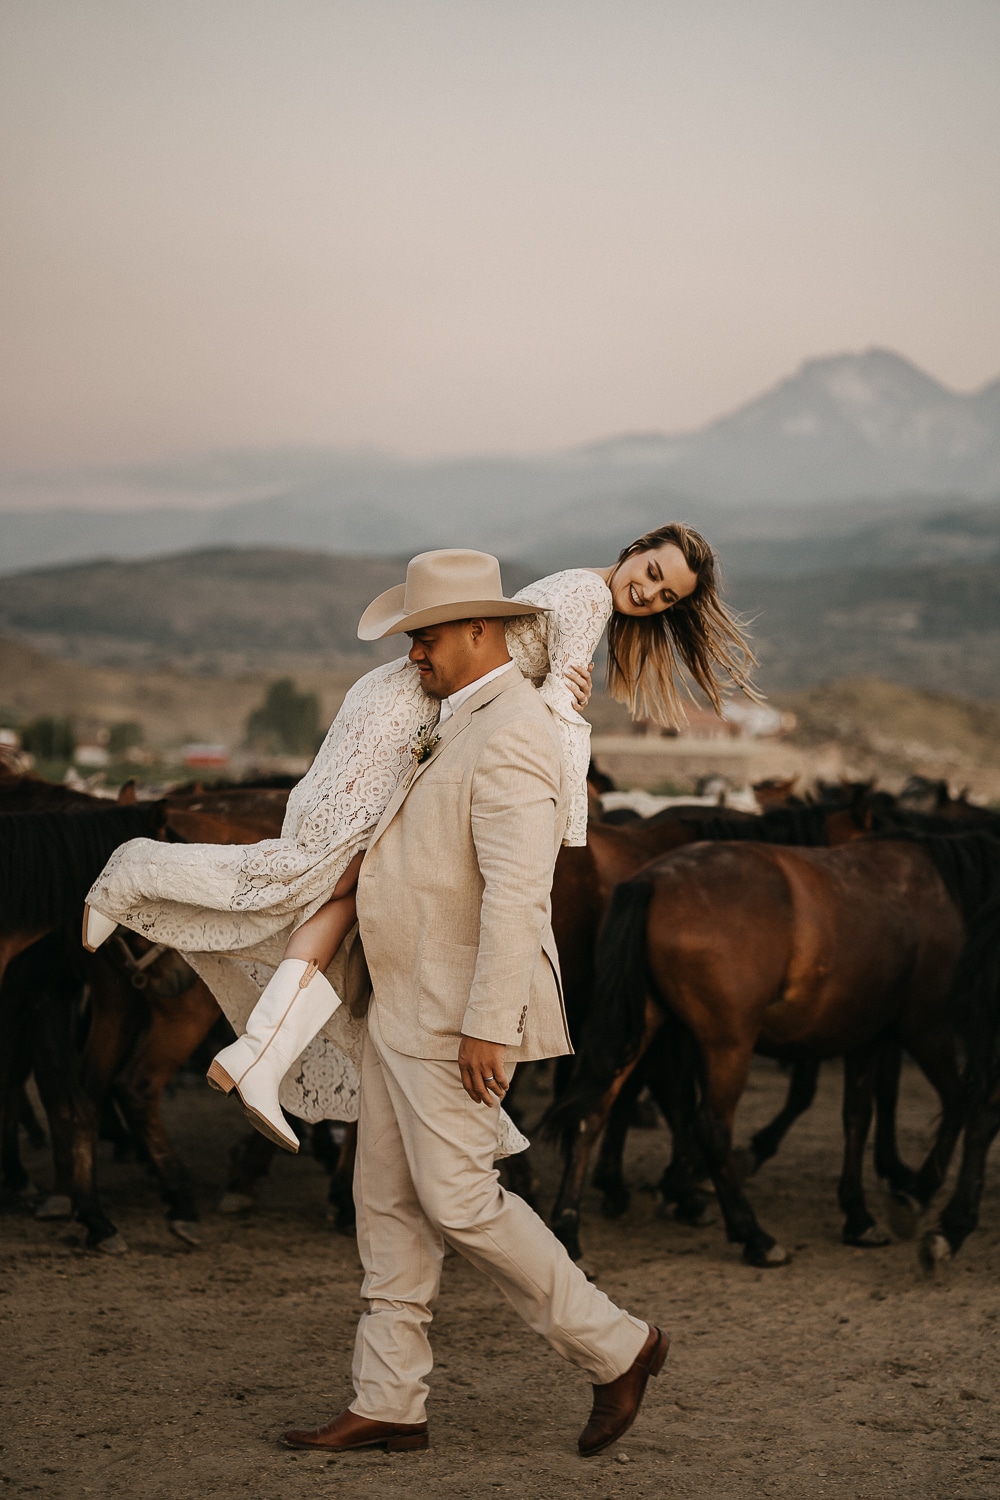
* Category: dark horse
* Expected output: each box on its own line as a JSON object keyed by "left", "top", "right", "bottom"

{"left": 0, "top": 803, "right": 167, "bottom": 1248}
{"left": 920, "top": 886, "right": 1000, "bottom": 1270}
{"left": 0, "top": 802, "right": 168, "bottom": 980}
{"left": 547, "top": 831, "right": 1000, "bottom": 1267}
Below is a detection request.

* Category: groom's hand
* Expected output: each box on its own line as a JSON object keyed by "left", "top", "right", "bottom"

{"left": 458, "top": 1036, "right": 509, "bottom": 1107}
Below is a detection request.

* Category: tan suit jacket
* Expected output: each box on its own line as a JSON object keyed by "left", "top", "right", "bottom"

{"left": 354, "top": 665, "right": 572, "bottom": 1063}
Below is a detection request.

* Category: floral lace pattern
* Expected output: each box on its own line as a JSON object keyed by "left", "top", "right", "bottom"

{"left": 508, "top": 569, "right": 613, "bottom": 847}
{"left": 86, "top": 570, "right": 613, "bottom": 1132}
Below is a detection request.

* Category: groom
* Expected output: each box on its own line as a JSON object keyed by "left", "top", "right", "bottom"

{"left": 284, "top": 550, "right": 667, "bottom": 1458}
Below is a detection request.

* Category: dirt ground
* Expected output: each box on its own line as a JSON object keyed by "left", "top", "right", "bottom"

{"left": 3, "top": 1058, "right": 999, "bottom": 1500}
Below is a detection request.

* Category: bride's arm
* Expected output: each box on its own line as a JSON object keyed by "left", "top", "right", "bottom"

{"left": 509, "top": 569, "right": 612, "bottom": 721}
{"left": 508, "top": 570, "right": 614, "bottom": 846}
{"left": 281, "top": 655, "right": 426, "bottom": 845}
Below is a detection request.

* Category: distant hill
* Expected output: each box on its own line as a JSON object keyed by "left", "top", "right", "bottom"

{"left": 728, "top": 560, "right": 1000, "bottom": 697}
{"left": 5, "top": 633, "right": 1000, "bottom": 800}
{"left": 5, "top": 633, "right": 999, "bottom": 799}
{"left": 704, "top": 499, "right": 1000, "bottom": 578}
{"left": 2, "top": 348, "right": 998, "bottom": 574}
{"left": 1, "top": 544, "right": 998, "bottom": 700}
{"left": 778, "top": 678, "right": 1000, "bottom": 790}
{"left": 0, "top": 550, "right": 411, "bottom": 674}
{"left": 0, "top": 635, "right": 356, "bottom": 752}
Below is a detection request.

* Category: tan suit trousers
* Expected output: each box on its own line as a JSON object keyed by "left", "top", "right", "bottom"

{"left": 350, "top": 1002, "right": 648, "bottom": 1425}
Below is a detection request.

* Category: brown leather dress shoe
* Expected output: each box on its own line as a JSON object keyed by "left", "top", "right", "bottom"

{"left": 578, "top": 1324, "right": 670, "bottom": 1457}
{"left": 283, "top": 1408, "right": 428, "bottom": 1453}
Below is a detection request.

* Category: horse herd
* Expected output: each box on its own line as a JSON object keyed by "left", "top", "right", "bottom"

{"left": 2, "top": 764, "right": 1000, "bottom": 1280}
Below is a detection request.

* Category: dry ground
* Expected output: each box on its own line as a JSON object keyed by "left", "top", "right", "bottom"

{"left": 2, "top": 1059, "right": 999, "bottom": 1500}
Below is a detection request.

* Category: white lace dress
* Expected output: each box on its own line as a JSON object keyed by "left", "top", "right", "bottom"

{"left": 87, "top": 569, "right": 613, "bottom": 1134}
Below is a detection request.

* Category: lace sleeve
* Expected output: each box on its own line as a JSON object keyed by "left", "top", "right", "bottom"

{"left": 506, "top": 570, "right": 613, "bottom": 847}
{"left": 282, "top": 656, "right": 432, "bottom": 853}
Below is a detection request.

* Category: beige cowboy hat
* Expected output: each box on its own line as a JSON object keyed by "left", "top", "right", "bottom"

{"left": 357, "top": 549, "right": 547, "bottom": 641}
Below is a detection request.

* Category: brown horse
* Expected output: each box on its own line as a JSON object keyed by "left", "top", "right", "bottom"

{"left": 164, "top": 785, "right": 291, "bottom": 843}
{"left": 0, "top": 927, "right": 221, "bottom": 1251}
{"left": 75, "top": 934, "right": 222, "bottom": 1245}
{"left": 1, "top": 931, "right": 131, "bottom": 1249}
{"left": 543, "top": 799, "right": 871, "bottom": 1219}
{"left": 547, "top": 832, "right": 1000, "bottom": 1267}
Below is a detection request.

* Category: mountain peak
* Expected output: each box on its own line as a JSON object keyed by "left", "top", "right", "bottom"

{"left": 798, "top": 347, "right": 953, "bottom": 407}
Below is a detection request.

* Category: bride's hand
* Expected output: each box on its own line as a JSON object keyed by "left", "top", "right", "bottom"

{"left": 564, "top": 662, "right": 594, "bottom": 710}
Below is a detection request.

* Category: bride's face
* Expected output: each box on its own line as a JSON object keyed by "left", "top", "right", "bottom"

{"left": 610, "top": 542, "right": 698, "bottom": 617}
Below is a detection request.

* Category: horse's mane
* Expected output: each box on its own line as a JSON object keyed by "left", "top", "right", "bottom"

{"left": 0, "top": 774, "right": 102, "bottom": 814}
{"left": 688, "top": 802, "right": 841, "bottom": 847}
{"left": 0, "top": 805, "right": 165, "bottom": 932}
{"left": 873, "top": 828, "right": 1000, "bottom": 924}
{"left": 168, "top": 773, "right": 300, "bottom": 794}
{"left": 869, "top": 796, "right": 1000, "bottom": 837}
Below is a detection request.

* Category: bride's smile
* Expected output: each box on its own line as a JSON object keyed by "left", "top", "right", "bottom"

{"left": 596, "top": 541, "right": 699, "bottom": 617}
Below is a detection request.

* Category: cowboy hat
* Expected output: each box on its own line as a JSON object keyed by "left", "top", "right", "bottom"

{"left": 357, "top": 549, "right": 547, "bottom": 640}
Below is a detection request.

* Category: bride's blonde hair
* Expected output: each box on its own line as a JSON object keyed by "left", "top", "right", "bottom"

{"left": 606, "top": 522, "right": 760, "bottom": 727}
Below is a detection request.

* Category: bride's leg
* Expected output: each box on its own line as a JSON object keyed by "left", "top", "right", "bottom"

{"left": 206, "top": 854, "right": 364, "bottom": 1152}
{"left": 284, "top": 894, "right": 357, "bottom": 970}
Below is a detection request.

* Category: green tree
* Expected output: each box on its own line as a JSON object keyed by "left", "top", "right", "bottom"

{"left": 108, "top": 721, "right": 144, "bottom": 756}
{"left": 20, "top": 716, "right": 76, "bottom": 759}
{"left": 245, "top": 678, "right": 320, "bottom": 756}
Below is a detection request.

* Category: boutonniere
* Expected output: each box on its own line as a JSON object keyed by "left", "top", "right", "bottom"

{"left": 411, "top": 723, "right": 441, "bottom": 766}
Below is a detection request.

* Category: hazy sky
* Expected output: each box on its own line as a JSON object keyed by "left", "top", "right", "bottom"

{"left": 2, "top": 0, "right": 998, "bottom": 469}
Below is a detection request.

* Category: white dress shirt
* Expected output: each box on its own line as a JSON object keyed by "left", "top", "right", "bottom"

{"left": 437, "top": 661, "right": 517, "bottom": 725}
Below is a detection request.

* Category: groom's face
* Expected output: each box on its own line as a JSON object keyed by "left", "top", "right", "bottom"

{"left": 407, "top": 620, "right": 480, "bottom": 699}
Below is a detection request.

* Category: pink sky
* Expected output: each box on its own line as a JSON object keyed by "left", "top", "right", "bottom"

{"left": 2, "top": 0, "right": 998, "bottom": 469}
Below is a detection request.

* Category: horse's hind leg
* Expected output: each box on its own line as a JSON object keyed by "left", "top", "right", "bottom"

{"left": 221, "top": 1129, "right": 278, "bottom": 1213}
{"left": 0, "top": 958, "right": 34, "bottom": 1204}
{"left": 839, "top": 1048, "right": 890, "bottom": 1247}
{"left": 646, "top": 1029, "right": 713, "bottom": 1226}
{"left": 746, "top": 1057, "right": 820, "bottom": 1175}
{"left": 550, "top": 1038, "right": 656, "bottom": 1261}
{"left": 0, "top": 1003, "right": 38, "bottom": 1205}
{"left": 901, "top": 1029, "right": 967, "bottom": 1220}
{"left": 2, "top": 1078, "right": 40, "bottom": 1204}
{"left": 3, "top": 937, "right": 85, "bottom": 1227}
{"left": 17, "top": 1087, "right": 47, "bottom": 1150}
{"left": 921, "top": 1083, "right": 1000, "bottom": 1270}
{"left": 113, "top": 977, "right": 219, "bottom": 1245}
{"left": 591, "top": 1053, "right": 650, "bottom": 1218}
{"left": 29, "top": 966, "right": 124, "bottom": 1251}
{"left": 325, "top": 1120, "right": 357, "bottom": 1233}
{"left": 692, "top": 1043, "right": 790, "bottom": 1267}
{"left": 872, "top": 1039, "right": 917, "bottom": 1198}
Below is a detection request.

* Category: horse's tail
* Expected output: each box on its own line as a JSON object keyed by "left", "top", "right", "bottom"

{"left": 543, "top": 877, "right": 655, "bottom": 1140}
{"left": 953, "top": 891, "right": 1000, "bottom": 1106}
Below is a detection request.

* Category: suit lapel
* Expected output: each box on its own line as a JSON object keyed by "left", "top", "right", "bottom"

{"left": 365, "top": 665, "right": 522, "bottom": 856}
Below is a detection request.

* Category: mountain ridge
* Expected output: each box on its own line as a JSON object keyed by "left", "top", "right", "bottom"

{"left": 2, "top": 348, "right": 998, "bottom": 574}
{"left": 2, "top": 543, "right": 998, "bottom": 700}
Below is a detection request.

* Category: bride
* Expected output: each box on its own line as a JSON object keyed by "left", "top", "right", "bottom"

{"left": 84, "top": 523, "right": 756, "bottom": 1155}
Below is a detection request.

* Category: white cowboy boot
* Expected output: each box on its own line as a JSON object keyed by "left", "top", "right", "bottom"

{"left": 206, "top": 958, "right": 342, "bottom": 1153}
{"left": 82, "top": 905, "right": 118, "bottom": 952}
